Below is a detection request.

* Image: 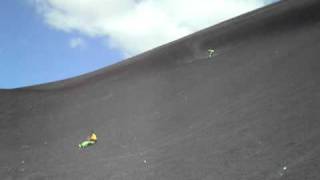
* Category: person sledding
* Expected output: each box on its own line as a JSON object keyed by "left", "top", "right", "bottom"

{"left": 208, "top": 49, "right": 215, "bottom": 58}
{"left": 78, "top": 132, "right": 97, "bottom": 149}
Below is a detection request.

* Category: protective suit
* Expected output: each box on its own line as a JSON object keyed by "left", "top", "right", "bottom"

{"left": 78, "top": 132, "right": 97, "bottom": 149}
{"left": 78, "top": 140, "right": 95, "bottom": 148}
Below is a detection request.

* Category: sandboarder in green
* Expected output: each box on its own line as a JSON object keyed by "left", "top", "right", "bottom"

{"left": 78, "top": 140, "right": 95, "bottom": 148}
{"left": 78, "top": 132, "right": 97, "bottom": 149}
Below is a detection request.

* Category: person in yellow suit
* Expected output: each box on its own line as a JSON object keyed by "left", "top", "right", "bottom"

{"left": 88, "top": 132, "right": 97, "bottom": 142}
{"left": 78, "top": 132, "right": 97, "bottom": 149}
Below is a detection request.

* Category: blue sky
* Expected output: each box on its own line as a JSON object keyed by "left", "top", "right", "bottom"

{"left": 0, "top": 0, "right": 278, "bottom": 89}
{"left": 0, "top": 0, "right": 123, "bottom": 89}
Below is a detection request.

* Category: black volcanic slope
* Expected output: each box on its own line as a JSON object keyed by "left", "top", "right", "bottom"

{"left": 1, "top": 0, "right": 320, "bottom": 179}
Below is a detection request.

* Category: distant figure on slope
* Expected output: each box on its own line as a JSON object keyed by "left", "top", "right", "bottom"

{"left": 208, "top": 49, "right": 215, "bottom": 58}
{"left": 78, "top": 132, "right": 97, "bottom": 149}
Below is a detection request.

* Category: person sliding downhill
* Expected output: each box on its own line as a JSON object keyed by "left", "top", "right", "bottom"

{"left": 208, "top": 49, "right": 215, "bottom": 58}
{"left": 78, "top": 132, "right": 97, "bottom": 149}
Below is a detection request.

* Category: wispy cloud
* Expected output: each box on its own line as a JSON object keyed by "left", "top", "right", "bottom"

{"left": 31, "top": 0, "right": 278, "bottom": 56}
{"left": 69, "top": 37, "right": 86, "bottom": 48}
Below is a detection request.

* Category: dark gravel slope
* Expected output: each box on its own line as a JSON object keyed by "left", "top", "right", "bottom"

{"left": 1, "top": 0, "right": 320, "bottom": 179}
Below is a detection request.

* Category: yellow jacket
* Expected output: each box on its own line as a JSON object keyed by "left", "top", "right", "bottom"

{"left": 88, "top": 133, "right": 97, "bottom": 142}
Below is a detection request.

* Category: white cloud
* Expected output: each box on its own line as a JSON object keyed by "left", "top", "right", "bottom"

{"left": 69, "top": 37, "right": 86, "bottom": 48}
{"left": 31, "top": 0, "right": 278, "bottom": 56}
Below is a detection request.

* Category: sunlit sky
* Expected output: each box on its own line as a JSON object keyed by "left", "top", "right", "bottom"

{"left": 0, "top": 0, "right": 278, "bottom": 89}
